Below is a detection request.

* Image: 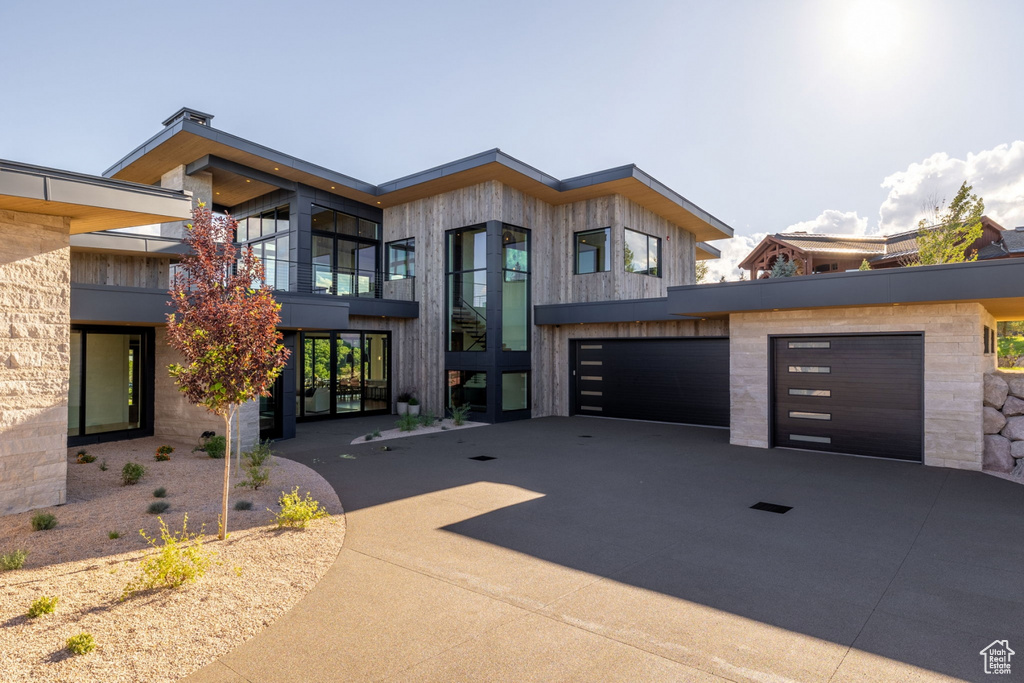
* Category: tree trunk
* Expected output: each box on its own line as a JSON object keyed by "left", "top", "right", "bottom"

{"left": 234, "top": 406, "right": 242, "bottom": 475}
{"left": 220, "top": 409, "right": 232, "bottom": 541}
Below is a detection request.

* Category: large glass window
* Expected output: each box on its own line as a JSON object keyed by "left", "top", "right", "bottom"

{"left": 311, "top": 205, "right": 380, "bottom": 297}
{"left": 576, "top": 228, "right": 610, "bottom": 274}
{"left": 237, "top": 205, "right": 289, "bottom": 243}
{"left": 502, "top": 226, "right": 530, "bottom": 352}
{"left": 244, "top": 234, "right": 289, "bottom": 291}
{"left": 448, "top": 370, "right": 487, "bottom": 412}
{"left": 624, "top": 228, "right": 661, "bottom": 277}
{"left": 298, "top": 330, "right": 390, "bottom": 419}
{"left": 502, "top": 371, "right": 529, "bottom": 411}
{"left": 448, "top": 226, "right": 488, "bottom": 351}
{"left": 68, "top": 328, "right": 149, "bottom": 438}
{"left": 387, "top": 238, "right": 415, "bottom": 279}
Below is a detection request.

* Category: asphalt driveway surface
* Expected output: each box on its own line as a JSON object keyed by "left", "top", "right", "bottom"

{"left": 187, "top": 416, "right": 1024, "bottom": 682}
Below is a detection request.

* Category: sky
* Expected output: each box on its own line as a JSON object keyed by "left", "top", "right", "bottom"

{"left": 2, "top": 0, "right": 1022, "bottom": 280}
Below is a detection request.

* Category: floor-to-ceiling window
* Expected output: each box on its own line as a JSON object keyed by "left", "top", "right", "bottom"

{"left": 68, "top": 326, "right": 154, "bottom": 445}
{"left": 445, "top": 222, "right": 531, "bottom": 423}
{"left": 297, "top": 331, "right": 390, "bottom": 420}
{"left": 311, "top": 206, "right": 380, "bottom": 297}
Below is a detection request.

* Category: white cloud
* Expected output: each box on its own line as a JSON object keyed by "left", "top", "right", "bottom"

{"left": 783, "top": 209, "right": 869, "bottom": 235}
{"left": 702, "top": 233, "right": 763, "bottom": 282}
{"left": 879, "top": 141, "right": 1024, "bottom": 233}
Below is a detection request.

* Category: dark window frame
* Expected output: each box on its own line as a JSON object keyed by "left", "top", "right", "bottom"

{"left": 623, "top": 227, "right": 662, "bottom": 278}
{"left": 574, "top": 227, "right": 611, "bottom": 275}
{"left": 386, "top": 237, "right": 415, "bottom": 280}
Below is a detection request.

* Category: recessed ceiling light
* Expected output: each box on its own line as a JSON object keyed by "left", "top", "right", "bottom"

{"left": 274, "top": 167, "right": 279, "bottom": 170}
{"left": 246, "top": 179, "right": 251, "bottom": 183}
{"left": 331, "top": 186, "right": 335, "bottom": 189}
{"left": 216, "top": 192, "right": 220, "bottom": 195}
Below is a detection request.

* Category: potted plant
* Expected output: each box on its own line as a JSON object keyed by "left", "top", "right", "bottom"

{"left": 396, "top": 391, "right": 412, "bottom": 415}
{"left": 407, "top": 396, "right": 421, "bottom": 417}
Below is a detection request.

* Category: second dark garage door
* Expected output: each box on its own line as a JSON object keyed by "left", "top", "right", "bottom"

{"left": 773, "top": 334, "right": 923, "bottom": 462}
{"left": 572, "top": 338, "right": 729, "bottom": 427}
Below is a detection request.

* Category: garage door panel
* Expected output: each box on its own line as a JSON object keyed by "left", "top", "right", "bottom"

{"left": 773, "top": 335, "right": 923, "bottom": 462}
{"left": 573, "top": 338, "right": 729, "bottom": 427}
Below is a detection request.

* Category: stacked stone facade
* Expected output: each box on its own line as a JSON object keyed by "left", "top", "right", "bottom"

{"left": 0, "top": 210, "right": 71, "bottom": 515}
{"left": 152, "top": 327, "right": 259, "bottom": 448}
{"left": 730, "top": 303, "right": 995, "bottom": 470}
{"left": 981, "top": 371, "right": 1024, "bottom": 476}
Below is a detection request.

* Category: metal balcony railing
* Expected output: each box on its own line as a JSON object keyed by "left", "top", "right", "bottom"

{"left": 169, "top": 259, "right": 417, "bottom": 302}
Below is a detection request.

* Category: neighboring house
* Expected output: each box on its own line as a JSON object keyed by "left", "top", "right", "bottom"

{"left": 4, "top": 106, "right": 1024, "bottom": 518}
{"left": 978, "top": 225, "right": 1024, "bottom": 260}
{"left": 738, "top": 217, "right": 1005, "bottom": 279}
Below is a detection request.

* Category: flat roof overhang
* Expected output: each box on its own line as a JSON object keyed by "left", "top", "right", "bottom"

{"left": 105, "top": 120, "right": 734, "bottom": 243}
{"left": 1, "top": 159, "right": 192, "bottom": 234}
{"left": 535, "top": 297, "right": 700, "bottom": 326}
{"left": 667, "top": 258, "right": 1024, "bottom": 321}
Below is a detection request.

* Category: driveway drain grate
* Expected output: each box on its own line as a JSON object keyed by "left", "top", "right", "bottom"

{"left": 750, "top": 502, "right": 792, "bottom": 514}
{"left": 469, "top": 455, "right": 496, "bottom": 461}
{"left": 578, "top": 435, "right": 592, "bottom": 438}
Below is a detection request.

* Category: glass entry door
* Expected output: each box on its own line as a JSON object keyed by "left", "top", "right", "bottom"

{"left": 68, "top": 326, "right": 153, "bottom": 445}
{"left": 298, "top": 330, "right": 390, "bottom": 420}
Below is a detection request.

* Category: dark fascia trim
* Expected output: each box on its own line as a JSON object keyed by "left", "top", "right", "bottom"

{"left": 1, "top": 158, "right": 191, "bottom": 204}
{"left": 535, "top": 297, "right": 699, "bottom": 326}
{"left": 103, "top": 119, "right": 378, "bottom": 196}
{"left": 103, "top": 122, "right": 734, "bottom": 239}
{"left": 667, "top": 258, "right": 1024, "bottom": 316}
{"left": 696, "top": 241, "right": 722, "bottom": 259}
{"left": 346, "top": 298, "right": 420, "bottom": 319}
{"left": 71, "top": 232, "right": 189, "bottom": 255}
{"left": 186, "top": 155, "right": 298, "bottom": 192}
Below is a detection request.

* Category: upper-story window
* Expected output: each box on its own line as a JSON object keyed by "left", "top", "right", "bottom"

{"left": 502, "top": 227, "right": 530, "bottom": 352}
{"left": 575, "top": 228, "right": 610, "bottom": 274}
{"left": 245, "top": 235, "right": 289, "bottom": 291}
{"left": 387, "top": 238, "right": 415, "bottom": 279}
{"left": 624, "top": 228, "right": 661, "bottom": 277}
{"left": 447, "top": 226, "right": 487, "bottom": 351}
{"left": 311, "top": 205, "right": 380, "bottom": 297}
{"left": 236, "top": 206, "right": 289, "bottom": 242}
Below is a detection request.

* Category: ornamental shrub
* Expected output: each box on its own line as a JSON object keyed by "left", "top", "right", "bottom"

{"left": 1, "top": 550, "right": 28, "bottom": 570}
{"left": 122, "top": 515, "right": 213, "bottom": 598}
{"left": 31, "top": 513, "right": 57, "bottom": 531}
{"left": 273, "top": 487, "right": 330, "bottom": 529}
{"left": 27, "top": 595, "right": 59, "bottom": 618}
{"left": 66, "top": 633, "right": 96, "bottom": 655}
{"left": 121, "top": 462, "right": 146, "bottom": 486}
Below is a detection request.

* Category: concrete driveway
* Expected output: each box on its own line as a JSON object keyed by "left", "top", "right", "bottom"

{"left": 187, "top": 417, "right": 1024, "bottom": 682}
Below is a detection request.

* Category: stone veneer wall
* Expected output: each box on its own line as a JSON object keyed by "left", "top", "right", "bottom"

{"left": 152, "top": 327, "right": 259, "bottom": 448}
{"left": 0, "top": 210, "right": 71, "bottom": 515}
{"left": 981, "top": 371, "right": 1024, "bottom": 477}
{"left": 730, "top": 303, "right": 995, "bottom": 470}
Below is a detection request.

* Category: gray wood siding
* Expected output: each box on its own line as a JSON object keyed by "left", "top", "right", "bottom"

{"left": 380, "top": 180, "right": 705, "bottom": 417}
{"left": 70, "top": 252, "right": 173, "bottom": 289}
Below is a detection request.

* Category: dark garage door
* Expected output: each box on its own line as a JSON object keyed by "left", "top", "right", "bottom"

{"left": 773, "top": 334, "right": 923, "bottom": 462}
{"left": 573, "top": 338, "right": 729, "bottom": 427}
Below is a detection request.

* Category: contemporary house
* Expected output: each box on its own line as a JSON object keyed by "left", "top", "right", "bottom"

{"left": 738, "top": 217, "right": 1006, "bottom": 279}
{"left": 3, "top": 106, "right": 1024, "bottom": 517}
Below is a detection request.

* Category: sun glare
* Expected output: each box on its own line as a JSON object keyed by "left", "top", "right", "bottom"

{"left": 840, "top": 0, "right": 906, "bottom": 62}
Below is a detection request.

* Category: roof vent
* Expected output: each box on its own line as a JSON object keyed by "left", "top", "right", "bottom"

{"left": 162, "top": 107, "right": 215, "bottom": 128}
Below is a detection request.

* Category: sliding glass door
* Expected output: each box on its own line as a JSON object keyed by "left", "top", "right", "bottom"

{"left": 68, "top": 327, "right": 154, "bottom": 445}
{"left": 298, "top": 330, "right": 390, "bottom": 420}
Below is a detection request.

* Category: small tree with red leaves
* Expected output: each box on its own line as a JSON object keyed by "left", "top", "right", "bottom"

{"left": 166, "top": 205, "right": 289, "bottom": 540}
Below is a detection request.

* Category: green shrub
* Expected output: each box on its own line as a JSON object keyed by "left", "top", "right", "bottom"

{"left": 98, "top": 459, "right": 108, "bottom": 471}
{"left": 147, "top": 501, "right": 170, "bottom": 515}
{"left": 66, "top": 633, "right": 96, "bottom": 656}
{"left": 1, "top": 550, "right": 28, "bottom": 570}
{"left": 154, "top": 445, "right": 174, "bottom": 461}
{"left": 31, "top": 513, "right": 57, "bottom": 531}
{"left": 121, "top": 462, "right": 146, "bottom": 486}
{"left": 396, "top": 413, "right": 419, "bottom": 432}
{"left": 236, "top": 441, "right": 274, "bottom": 491}
{"left": 122, "top": 515, "right": 213, "bottom": 598}
{"left": 449, "top": 403, "right": 470, "bottom": 426}
{"left": 418, "top": 411, "right": 437, "bottom": 427}
{"left": 205, "top": 435, "right": 226, "bottom": 459}
{"left": 364, "top": 432, "right": 374, "bottom": 441}
{"left": 27, "top": 595, "right": 59, "bottom": 618}
{"left": 372, "top": 429, "right": 381, "bottom": 438}
{"left": 273, "top": 487, "right": 330, "bottom": 529}
{"left": 234, "top": 500, "right": 253, "bottom": 511}
{"left": 153, "top": 486, "right": 167, "bottom": 498}
{"left": 408, "top": 397, "right": 420, "bottom": 406}
{"left": 108, "top": 531, "right": 120, "bottom": 540}
{"left": 76, "top": 450, "right": 96, "bottom": 464}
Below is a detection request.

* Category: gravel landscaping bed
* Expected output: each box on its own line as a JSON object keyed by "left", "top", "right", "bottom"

{"left": 0, "top": 437, "right": 344, "bottom": 683}
{"left": 350, "top": 419, "right": 487, "bottom": 445}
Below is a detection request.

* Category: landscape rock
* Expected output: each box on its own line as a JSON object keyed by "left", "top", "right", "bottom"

{"left": 1011, "top": 440, "right": 1024, "bottom": 460}
{"left": 1000, "top": 416, "right": 1024, "bottom": 441}
{"left": 984, "top": 373, "right": 1009, "bottom": 409}
{"left": 983, "top": 435, "right": 1014, "bottom": 473}
{"left": 983, "top": 407, "right": 1007, "bottom": 434}
{"left": 1002, "top": 396, "right": 1024, "bottom": 417}
{"left": 1002, "top": 374, "right": 1024, "bottom": 400}
{"left": 1013, "top": 459, "right": 1024, "bottom": 479}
